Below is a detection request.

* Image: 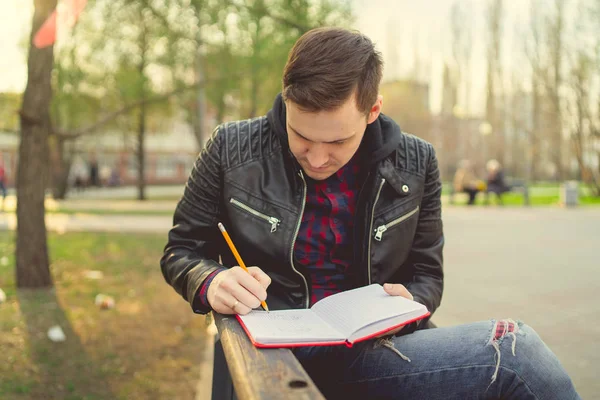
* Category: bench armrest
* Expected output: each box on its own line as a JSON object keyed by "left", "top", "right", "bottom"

{"left": 214, "top": 313, "right": 325, "bottom": 400}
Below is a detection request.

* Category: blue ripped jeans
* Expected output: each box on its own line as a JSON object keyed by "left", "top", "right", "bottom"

{"left": 293, "top": 320, "right": 580, "bottom": 399}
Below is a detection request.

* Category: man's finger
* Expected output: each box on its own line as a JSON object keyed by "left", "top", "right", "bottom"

{"left": 228, "top": 283, "right": 262, "bottom": 309}
{"left": 234, "top": 268, "right": 267, "bottom": 302}
{"left": 248, "top": 266, "right": 272, "bottom": 289}
{"left": 383, "top": 283, "right": 413, "bottom": 300}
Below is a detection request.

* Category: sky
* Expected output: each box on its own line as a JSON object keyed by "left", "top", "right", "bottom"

{"left": 0, "top": 1, "right": 33, "bottom": 93}
{"left": 0, "top": 0, "right": 532, "bottom": 115}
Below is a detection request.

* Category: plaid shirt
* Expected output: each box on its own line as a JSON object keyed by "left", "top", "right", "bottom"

{"left": 198, "top": 155, "right": 362, "bottom": 309}
{"left": 294, "top": 155, "right": 362, "bottom": 306}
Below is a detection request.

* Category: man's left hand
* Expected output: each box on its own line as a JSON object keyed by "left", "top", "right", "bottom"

{"left": 383, "top": 283, "right": 413, "bottom": 301}
{"left": 375, "top": 283, "right": 414, "bottom": 338}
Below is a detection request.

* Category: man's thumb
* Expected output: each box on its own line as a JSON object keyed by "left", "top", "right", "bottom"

{"left": 383, "top": 283, "right": 413, "bottom": 300}
{"left": 384, "top": 283, "right": 394, "bottom": 292}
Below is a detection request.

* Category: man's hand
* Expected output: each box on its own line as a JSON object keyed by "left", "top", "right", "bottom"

{"left": 383, "top": 283, "right": 413, "bottom": 301}
{"left": 375, "top": 283, "right": 414, "bottom": 338}
{"left": 207, "top": 266, "right": 271, "bottom": 315}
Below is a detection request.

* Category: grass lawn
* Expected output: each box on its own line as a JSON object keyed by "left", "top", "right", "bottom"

{"left": 447, "top": 192, "right": 600, "bottom": 206}
{"left": 0, "top": 232, "right": 209, "bottom": 400}
{"left": 442, "top": 182, "right": 600, "bottom": 206}
{"left": 45, "top": 208, "right": 174, "bottom": 217}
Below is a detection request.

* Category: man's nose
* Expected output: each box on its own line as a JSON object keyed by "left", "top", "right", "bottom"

{"left": 306, "top": 145, "right": 328, "bottom": 168}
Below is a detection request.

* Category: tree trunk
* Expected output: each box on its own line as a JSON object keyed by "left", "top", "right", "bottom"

{"left": 50, "top": 136, "right": 73, "bottom": 199}
{"left": 137, "top": 102, "right": 146, "bottom": 201}
{"left": 16, "top": 0, "right": 57, "bottom": 288}
{"left": 530, "top": 75, "right": 541, "bottom": 181}
{"left": 248, "top": 16, "right": 262, "bottom": 119}
{"left": 549, "top": 0, "right": 565, "bottom": 180}
{"left": 137, "top": 8, "right": 147, "bottom": 201}
{"left": 193, "top": 50, "right": 207, "bottom": 148}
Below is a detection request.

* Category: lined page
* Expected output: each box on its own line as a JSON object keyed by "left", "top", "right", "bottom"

{"left": 238, "top": 309, "right": 345, "bottom": 344}
{"left": 311, "top": 284, "right": 427, "bottom": 338}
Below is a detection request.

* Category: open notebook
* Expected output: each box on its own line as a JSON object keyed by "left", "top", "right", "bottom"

{"left": 236, "top": 284, "right": 430, "bottom": 348}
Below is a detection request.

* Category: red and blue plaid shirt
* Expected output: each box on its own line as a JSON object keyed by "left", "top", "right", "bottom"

{"left": 198, "top": 155, "right": 362, "bottom": 308}
{"left": 294, "top": 155, "right": 362, "bottom": 306}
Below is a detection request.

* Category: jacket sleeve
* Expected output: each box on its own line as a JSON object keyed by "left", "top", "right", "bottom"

{"left": 404, "top": 144, "right": 444, "bottom": 315}
{"left": 160, "top": 127, "right": 228, "bottom": 314}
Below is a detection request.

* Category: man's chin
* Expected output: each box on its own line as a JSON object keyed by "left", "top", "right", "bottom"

{"left": 303, "top": 167, "right": 334, "bottom": 181}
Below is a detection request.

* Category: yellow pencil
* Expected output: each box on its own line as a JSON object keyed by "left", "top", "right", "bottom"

{"left": 217, "top": 222, "right": 269, "bottom": 312}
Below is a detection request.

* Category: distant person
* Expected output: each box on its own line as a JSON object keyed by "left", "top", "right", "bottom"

{"left": 70, "top": 157, "right": 89, "bottom": 192}
{"left": 453, "top": 159, "right": 484, "bottom": 205}
{"left": 74, "top": 174, "right": 85, "bottom": 192}
{"left": 89, "top": 156, "right": 99, "bottom": 187}
{"left": 100, "top": 165, "right": 111, "bottom": 186}
{"left": 108, "top": 166, "right": 121, "bottom": 187}
{"left": 0, "top": 155, "right": 6, "bottom": 211}
{"left": 485, "top": 159, "right": 509, "bottom": 205}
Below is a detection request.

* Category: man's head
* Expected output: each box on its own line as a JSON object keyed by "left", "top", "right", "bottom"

{"left": 282, "top": 27, "right": 384, "bottom": 180}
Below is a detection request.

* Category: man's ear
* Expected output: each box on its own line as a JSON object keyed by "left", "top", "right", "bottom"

{"left": 367, "top": 95, "right": 383, "bottom": 124}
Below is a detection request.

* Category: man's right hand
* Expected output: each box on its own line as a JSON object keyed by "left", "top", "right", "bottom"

{"left": 207, "top": 266, "right": 271, "bottom": 315}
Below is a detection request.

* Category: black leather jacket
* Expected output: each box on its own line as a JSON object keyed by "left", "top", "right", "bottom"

{"left": 161, "top": 95, "right": 444, "bottom": 317}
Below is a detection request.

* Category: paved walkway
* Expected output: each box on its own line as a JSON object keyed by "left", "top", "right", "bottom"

{"left": 436, "top": 207, "right": 599, "bottom": 399}
{"left": 1, "top": 205, "right": 597, "bottom": 397}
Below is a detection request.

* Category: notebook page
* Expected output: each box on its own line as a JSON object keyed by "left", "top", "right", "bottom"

{"left": 238, "top": 309, "right": 345, "bottom": 344}
{"left": 347, "top": 309, "right": 427, "bottom": 343}
{"left": 311, "top": 284, "right": 427, "bottom": 338}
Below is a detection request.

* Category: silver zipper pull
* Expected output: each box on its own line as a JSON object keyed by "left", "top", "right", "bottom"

{"left": 269, "top": 217, "right": 280, "bottom": 233}
{"left": 374, "top": 225, "right": 387, "bottom": 241}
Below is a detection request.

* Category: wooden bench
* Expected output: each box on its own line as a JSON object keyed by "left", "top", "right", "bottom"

{"left": 211, "top": 313, "right": 325, "bottom": 400}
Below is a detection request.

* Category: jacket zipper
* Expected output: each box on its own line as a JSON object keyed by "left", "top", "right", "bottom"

{"left": 373, "top": 205, "right": 420, "bottom": 241}
{"left": 367, "top": 179, "right": 386, "bottom": 285}
{"left": 230, "top": 198, "right": 280, "bottom": 233}
{"left": 290, "top": 171, "right": 309, "bottom": 308}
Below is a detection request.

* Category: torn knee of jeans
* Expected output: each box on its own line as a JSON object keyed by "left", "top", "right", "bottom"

{"left": 487, "top": 319, "right": 520, "bottom": 386}
{"left": 489, "top": 318, "right": 520, "bottom": 345}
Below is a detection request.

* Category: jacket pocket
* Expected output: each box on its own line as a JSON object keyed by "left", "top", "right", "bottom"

{"left": 373, "top": 205, "right": 420, "bottom": 241}
{"left": 230, "top": 198, "right": 281, "bottom": 233}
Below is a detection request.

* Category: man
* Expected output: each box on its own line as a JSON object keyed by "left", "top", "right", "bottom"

{"left": 161, "top": 28, "right": 579, "bottom": 399}
{"left": 485, "top": 159, "right": 509, "bottom": 205}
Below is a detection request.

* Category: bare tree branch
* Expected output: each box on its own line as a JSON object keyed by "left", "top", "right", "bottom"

{"left": 226, "top": 0, "right": 314, "bottom": 33}
{"left": 139, "top": 0, "right": 199, "bottom": 44}
{"left": 55, "top": 83, "right": 200, "bottom": 140}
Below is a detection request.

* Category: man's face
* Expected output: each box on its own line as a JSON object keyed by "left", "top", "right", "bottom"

{"left": 286, "top": 94, "right": 382, "bottom": 180}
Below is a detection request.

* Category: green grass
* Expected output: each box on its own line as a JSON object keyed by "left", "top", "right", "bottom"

{"left": 0, "top": 232, "right": 208, "bottom": 400}
{"left": 442, "top": 182, "right": 600, "bottom": 207}
{"left": 85, "top": 195, "right": 182, "bottom": 202}
{"left": 45, "top": 208, "right": 174, "bottom": 216}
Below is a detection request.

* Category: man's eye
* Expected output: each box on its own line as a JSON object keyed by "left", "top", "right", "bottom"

{"left": 333, "top": 140, "right": 346, "bottom": 145}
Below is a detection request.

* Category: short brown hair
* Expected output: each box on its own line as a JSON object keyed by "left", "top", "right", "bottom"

{"left": 282, "top": 27, "right": 383, "bottom": 115}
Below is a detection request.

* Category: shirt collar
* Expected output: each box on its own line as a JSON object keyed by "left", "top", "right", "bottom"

{"left": 333, "top": 149, "right": 361, "bottom": 182}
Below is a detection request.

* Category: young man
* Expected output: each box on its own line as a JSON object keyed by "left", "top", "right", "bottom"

{"left": 161, "top": 28, "right": 580, "bottom": 399}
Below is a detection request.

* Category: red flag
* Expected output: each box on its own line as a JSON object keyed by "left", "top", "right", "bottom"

{"left": 33, "top": 0, "right": 87, "bottom": 49}
{"left": 33, "top": 10, "right": 57, "bottom": 48}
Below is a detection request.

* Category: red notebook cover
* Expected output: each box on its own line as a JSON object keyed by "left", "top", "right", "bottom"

{"left": 235, "top": 311, "right": 430, "bottom": 349}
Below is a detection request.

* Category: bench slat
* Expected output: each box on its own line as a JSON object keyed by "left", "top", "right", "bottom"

{"left": 214, "top": 313, "right": 325, "bottom": 400}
